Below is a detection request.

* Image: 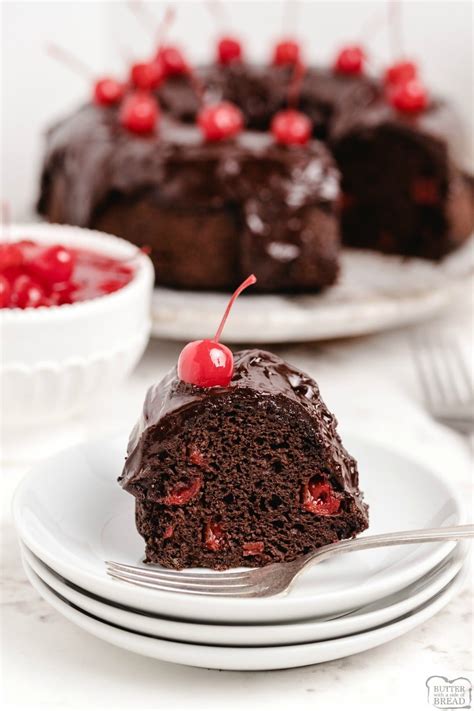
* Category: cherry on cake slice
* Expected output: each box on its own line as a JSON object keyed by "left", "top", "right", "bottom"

{"left": 119, "top": 277, "right": 368, "bottom": 570}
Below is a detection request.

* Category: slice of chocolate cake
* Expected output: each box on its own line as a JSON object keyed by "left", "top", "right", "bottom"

{"left": 119, "top": 349, "right": 368, "bottom": 570}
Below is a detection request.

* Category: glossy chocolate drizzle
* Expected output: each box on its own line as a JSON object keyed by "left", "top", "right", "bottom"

{"left": 38, "top": 61, "right": 468, "bottom": 231}
{"left": 38, "top": 100, "right": 339, "bottom": 228}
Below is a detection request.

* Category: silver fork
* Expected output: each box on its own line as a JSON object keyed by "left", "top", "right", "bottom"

{"left": 106, "top": 524, "right": 473, "bottom": 598}
{"left": 412, "top": 335, "right": 474, "bottom": 435}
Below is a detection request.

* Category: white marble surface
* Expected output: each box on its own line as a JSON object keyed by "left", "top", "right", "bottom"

{"left": 1, "top": 291, "right": 473, "bottom": 711}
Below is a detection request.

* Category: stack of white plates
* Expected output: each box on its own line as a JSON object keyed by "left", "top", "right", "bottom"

{"left": 13, "top": 433, "right": 469, "bottom": 671}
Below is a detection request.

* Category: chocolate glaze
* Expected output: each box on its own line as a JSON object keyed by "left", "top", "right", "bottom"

{"left": 120, "top": 349, "right": 364, "bottom": 511}
{"left": 164, "top": 64, "right": 380, "bottom": 139}
{"left": 38, "top": 104, "right": 339, "bottom": 225}
{"left": 38, "top": 62, "right": 473, "bottom": 288}
{"left": 38, "top": 98, "right": 341, "bottom": 292}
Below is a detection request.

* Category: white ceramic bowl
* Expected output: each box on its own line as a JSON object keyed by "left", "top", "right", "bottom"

{"left": 1, "top": 224, "right": 154, "bottom": 426}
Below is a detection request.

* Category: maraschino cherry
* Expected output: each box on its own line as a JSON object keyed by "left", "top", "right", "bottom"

{"left": 11, "top": 275, "right": 46, "bottom": 309}
{"left": 0, "top": 239, "right": 137, "bottom": 309}
{"left": 217, "top": 36, "right": 242, "bottom": 65}
{"left": 177, "top": 274, "right": 257, "bottom": 388}
{"left": 29, "top": 245, "right": 76, "bottom": 286}
{"left": 197, "top": 101, "right": 244, "bottom": 141}
{"left": 0, "top": 275, "right": 11, "bottom": 308}
{"left": 156, "top": 45, "right": 189, "bottom": 77}
{"left": 205, "top": 0, "right": 243, "bottom": 65}
{"left": 384, "top": 60, "right": 417, "bottom": 87}
{"left": 389, "top": 78, "right": 428, "bottom": 114}
{"left": 271, "top": 109, "right": 311, "bottom": 145}
{"left": 0, "top": 242, "right": 24, "bottom": 271}
{"left": 47, "top": 43, "right": 124, "bottom": 107}
{"left": 272, "top": 39, "right": 301, "bottom": 66}
{"left": 130, "top": 60, "right": 163, "bottom": 91}
{"left": 130, "top": 4, "right": 182, "bottom": 77}
{"left": 334, "top": 45, "right": 366, "bottom": 75}
{"left": 93, "top": 77, "right": 125, "bottom": 106}
{"left": 120, "top": 91, "right": 159, "bottom": 134}
{"left": 302, "top": 476, "right": 341, "bottom": 515}
{"left": 271, "top": 59, "right": 312, "bottom": 146}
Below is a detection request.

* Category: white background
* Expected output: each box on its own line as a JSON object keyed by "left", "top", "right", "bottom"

{"left": 1, "top": 0, "right": 473, "bottom": 220}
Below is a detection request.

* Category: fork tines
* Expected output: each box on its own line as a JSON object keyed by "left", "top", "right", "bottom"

{"left": 106, "top": 561, "right": 267, "bottom": 597}
{"left": 412, "top": 332, "right": 474, "bottom": 431}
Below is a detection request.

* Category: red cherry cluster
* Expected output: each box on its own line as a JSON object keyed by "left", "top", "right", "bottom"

{"left": 385, "top": 60, "right": 428, "bottom": 114}
{"left": 118, "top": 42, "right": 192, "bottom": 134}
{"left": 0, "top": 241, "right": 76, "bottom": 309}
{"left": 115, "top": 40, "right": 197, "bottom": 135}
{"left": 178, "top": 274, "right": 257, "bottom": 387}
{"left": 0, "top": 240, "right": 135, "bottom": 309}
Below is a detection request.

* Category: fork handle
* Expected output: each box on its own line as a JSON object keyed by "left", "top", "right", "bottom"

{"left": 299, "top": 524, "right": 474, "bottom": 572}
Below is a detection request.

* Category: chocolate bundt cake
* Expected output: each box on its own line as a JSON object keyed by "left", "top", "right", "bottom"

{"left": 119, "top": 349, "right": 369, "bottom": 570}
{"left": 38, "top": 105, "right": 340, "bottom": 293}
{"left": 38, "top": 43, "right": 473, "bottom": 292}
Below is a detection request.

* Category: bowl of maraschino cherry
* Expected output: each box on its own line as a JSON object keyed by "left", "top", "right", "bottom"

{"left": 1, "top": 223, "right": 154, "bottom": 436}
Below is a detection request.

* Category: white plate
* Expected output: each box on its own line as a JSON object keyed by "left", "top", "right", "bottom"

{"left": 151, "top": 242, "right": 474, "bottom": 342}
{"left": 22, "top": 542, "right": 467, "bottom": 647}
{"left": 13, "top": 432, "right": 462, "bottom": 624}
{"left": 22, "top": 557, "right": 468, "bottom": 671}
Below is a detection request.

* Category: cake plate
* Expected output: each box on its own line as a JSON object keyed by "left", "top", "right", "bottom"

{"left": 22, "top": 541, "right": 467, "bottom": 647}
{"left": 22, "top": 558, "right": 468, "bottom": 671}
{"left": 13, "top": 431, "right": 463, "bottom": 624}
{"left": 151, "top": 241, "right": 474, "bottom": 343}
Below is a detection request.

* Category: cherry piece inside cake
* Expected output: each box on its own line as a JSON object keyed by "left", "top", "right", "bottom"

{"left": 119, "top": 349, "right": 368, "bottom": 569}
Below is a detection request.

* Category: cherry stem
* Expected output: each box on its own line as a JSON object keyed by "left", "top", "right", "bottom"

{"left": 128, "top": 0, "right": 157, "bottom": 38}
{"left": 205, "top": 0, "right": 228, "bottom": 30}
{"left": 358, "top": 5, "right": 388, "bottom": 43}
{"left": 388, "top": 0, "right": 404, "bottom": 58}
{"left": 287, "top": 59, "right": 305, "bottom": 108}
{"left": 46, "top": 43, "right": 93, "bottom": 80}
{"left": 1, "top": 201, "right": 11, "bottom": 241}
{"left": 156, "top": 6, "right": 176, "bottom": 47}
{"left": 128, "top": 2, "right": 175, "bottom": 47}
{"left": 282, "top": 0, "right": 300, "bottom": 35}
{"left": 213, "top": 274, "right": 257, "bottom": 342}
